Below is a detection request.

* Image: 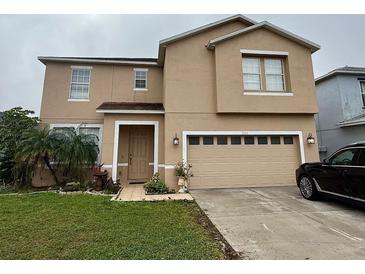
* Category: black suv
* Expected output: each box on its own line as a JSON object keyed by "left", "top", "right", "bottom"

{"left": 296, "top": 142, "right": 365, "bottom": 204}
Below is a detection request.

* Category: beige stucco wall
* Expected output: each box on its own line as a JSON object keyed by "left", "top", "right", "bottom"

{"left": 40, "top": 63, "right": 163, "bottom": 124}
{"left": 214, "top": 28, "right": 318, "bottom": 113}
{"left": 163, "top": 21, "right": 249, "bottom": 113}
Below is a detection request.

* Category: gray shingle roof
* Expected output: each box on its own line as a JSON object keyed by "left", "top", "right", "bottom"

{"left": 38, "top": 56, "right": 158, "bottom": 66}
{"left": 315, "top": 66, "right": 365, "bottom": 84}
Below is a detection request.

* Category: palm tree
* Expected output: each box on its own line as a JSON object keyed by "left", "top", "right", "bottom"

{"left": 16, "top": 126, "right": 99, "bottom": 185}
{"left": 56, "top": 127, "right": 99, "bottom": 181}
{"left": 16, "top": 127, "right": 60, "bottom": 184}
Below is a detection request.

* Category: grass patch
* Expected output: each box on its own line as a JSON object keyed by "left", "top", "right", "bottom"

{"left": 0, "top": 193, "right": 224, "bottom": 259}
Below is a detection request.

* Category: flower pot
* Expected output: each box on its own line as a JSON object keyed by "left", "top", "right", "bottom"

{"left": 177, "top": 177, "right": 186, "bottom": 186}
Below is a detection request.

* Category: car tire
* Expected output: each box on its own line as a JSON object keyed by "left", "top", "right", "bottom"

{"left": 299, "top": 175, "right": 318, "bottom": 200}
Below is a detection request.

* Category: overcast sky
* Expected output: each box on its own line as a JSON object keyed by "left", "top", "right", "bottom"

{"left": 0, "top": 14, "right": 364, "bottom": 115}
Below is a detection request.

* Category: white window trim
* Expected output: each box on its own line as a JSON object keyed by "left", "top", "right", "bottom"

{"left": 240, "top": 49, "right": 289, "bottom": 56}
{"left": 244, "top": 91, "right": 293, "bottom": 96}
{"left": 68, "top": 99, "right": 90, "bottom": 102}
{"left": 50, "top": 123, "right": 103, "bottom": 162}
{"left": 112, "top": 120, "right": 159, "bottom": 182}
{"left": 242, "top": 51, "right": 290, "bottom": 94}
{"left": 182, "top": 130, "right": 305, "bottom": 164}
{"left": 69, "top": 66, "right": 92, "bottom": 101}
{"left": 134, "top": 68, "right": 148, "bottom": 91}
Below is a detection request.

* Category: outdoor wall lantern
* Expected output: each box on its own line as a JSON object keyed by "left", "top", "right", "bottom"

{"left": 307, "top": 133, "right": 315, "bottom": 144}
{"left": 173, "top": 133, "right": 180, "bottom": 145}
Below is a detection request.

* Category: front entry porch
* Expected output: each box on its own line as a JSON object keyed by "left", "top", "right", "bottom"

{"left": 112, "top": 121, "right": 159, "bottom": 187}
{"left": 116, "top": 184, "right": 193, "bottom": 201}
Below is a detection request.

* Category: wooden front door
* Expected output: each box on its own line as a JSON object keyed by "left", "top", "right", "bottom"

{"left": 128, "top": 127, "right": 150, "bottom": 182}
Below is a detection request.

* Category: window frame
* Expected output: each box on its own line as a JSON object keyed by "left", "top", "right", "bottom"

{"left": 134, "top": 68, "right": 148, "bottom": 91}
{"left": 50, "top": 123, "right": 103, "bottom": 163}
{"left": 230, "top": 136, "right": 242, "bottom": 145}
{"left": 242, "top": 57, "right": 262, "bottom": 91}
{"left": 203, "top": 136, "right": 214, "bottom": 145}
{"left": 270, "top": 136, "right": 281, "bottom": 145}
{"left": 359, "top": 80, "right": 365, "bottom": 107}
{"left": 242, "top": 55, "right": 288, "bottom": 93}
{"left": 188, "top": 136, "right": 200, "bottom": 145}
{"left": 356, "top": 148, "right": 365, "bottom": 166}
{"left": 264, "top": 58, "right": 286, "bottom": 92}
{"left": 244, "top": 136, "right": 255, "bottom": 145}
{"left": 283, "top": 136, "right": 294, "bottom": 145}
{"left": 257, "top": 136, "right": 268, "bottom": 145}
{"left": 328, "top": 148, "right": 360, "bottom": 166}
{"left": 217, "top": 135, "right": 228, "bottom": 145}
{"left": 68, "top": 66, "right": 92, "bottom": 101}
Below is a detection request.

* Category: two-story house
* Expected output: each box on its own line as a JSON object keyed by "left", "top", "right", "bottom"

{"left": 38, "top": 14, "right": 320, "bottom": 190}
{"left": 315, "top": 66, "right": 365, "bottom": 160}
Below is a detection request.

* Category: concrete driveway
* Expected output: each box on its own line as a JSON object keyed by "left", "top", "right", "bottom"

{"left": 191, "top": 186, "right": 365, "bottom": 259}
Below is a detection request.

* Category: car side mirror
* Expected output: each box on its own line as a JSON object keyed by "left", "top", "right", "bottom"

{"left": 322, "top": 158, "right": 329, "bottom": 164}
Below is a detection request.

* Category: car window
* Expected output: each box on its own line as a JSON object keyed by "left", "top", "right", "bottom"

{"left": 357, "top": 149, "right": 365, "bottom": 166}
{"left": 329, "top": 148, "right": 358, "bottom": 165}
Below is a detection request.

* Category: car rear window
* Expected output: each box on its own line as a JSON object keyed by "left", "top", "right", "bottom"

{"left": 356, "top": 149, "right": 365, "bottom": 166}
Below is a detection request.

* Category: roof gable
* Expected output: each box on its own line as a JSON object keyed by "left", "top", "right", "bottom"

{"left": 206, "top": 21, "right": 320, "bottom": 53}
{"left": 159, "top": 14, "right": 256, "bottom": 46}
{"left": 157, "top": 14, "right": 256, "bottom": 64}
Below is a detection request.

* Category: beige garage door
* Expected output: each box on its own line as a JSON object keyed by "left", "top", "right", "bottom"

{"left": 188, "top": 135, "right": 301, "bottom": 189}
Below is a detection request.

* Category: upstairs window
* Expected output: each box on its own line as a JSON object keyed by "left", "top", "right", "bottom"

{"left": 70, "top": 67, "right": 91, "bottom": 100}
{"left": 242, "top": 57, "right": 261, "bottom": 90}
{"left": 360, "top": 80, "right": 365, "bottom": 107}
{"left": 264, "top": 59, "right": 285, "bottom": 91}
{"left": 134, "top": 68, "right": 148, "bottom": 90}
{"left": 242, "top": 56, "right": 286, "bottom": 92}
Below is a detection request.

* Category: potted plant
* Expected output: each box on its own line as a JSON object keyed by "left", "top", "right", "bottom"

{"left": 175, "top": 161, "right": 193, "bottom": 193}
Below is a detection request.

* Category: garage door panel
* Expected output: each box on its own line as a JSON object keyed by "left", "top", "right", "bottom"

{"left": 188, "top": 136, "right": 300, "bottom": 189}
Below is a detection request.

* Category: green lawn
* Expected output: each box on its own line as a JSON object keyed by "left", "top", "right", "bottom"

{"left": 0, "top": 193, "right": 224, "bottom": 259}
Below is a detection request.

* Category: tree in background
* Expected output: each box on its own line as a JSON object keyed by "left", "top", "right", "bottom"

{"left": 0, "top": 107, "right": 39, "bottom": 185}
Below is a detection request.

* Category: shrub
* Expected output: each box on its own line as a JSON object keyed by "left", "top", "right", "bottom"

{"left": 144, "top": 173, "right": 168, "bottom": 194}
{"left": 0, "top": 183, "right": 17, "bottom": 194}
{"left": 63, "top": 181, "right": 81, "bottom": 192}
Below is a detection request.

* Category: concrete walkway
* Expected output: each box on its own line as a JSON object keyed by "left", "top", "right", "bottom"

{"left": 192, "top": 186, "right": 365, "bottom": 259}
{"left": 116, "top": 184, "right": 193, "bottom": 202}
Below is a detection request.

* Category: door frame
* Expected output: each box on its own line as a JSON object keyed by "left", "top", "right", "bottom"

{"left": 182, "top": 130, "right": 305, "bottom": 164}
{"left": 112, "top": 121, "right": 159, "bottom": 181}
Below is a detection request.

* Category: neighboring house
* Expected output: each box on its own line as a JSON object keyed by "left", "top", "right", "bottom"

{"left": 38, "top": 14, "right": 320, "bottom": 190}
{"left": 315, "top": 66, "right": 365, "bottom": 160}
